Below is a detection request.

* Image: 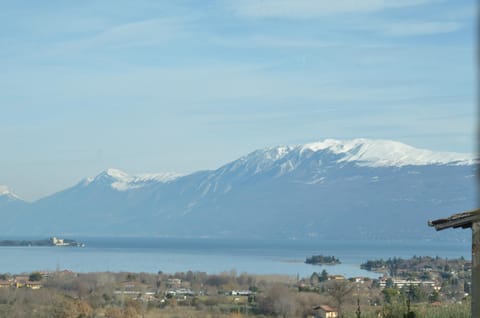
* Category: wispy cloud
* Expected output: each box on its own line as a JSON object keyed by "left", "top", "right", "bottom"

{"left": 226, "top": 0, "right": 434, "bottom": 18}
{"left": 211, "top": 35, "right": 339, "bottom": 49}
{"left": 383, "top": 21, "right": 462, "bottom": 36}
{"left": 49, "top": 17, "right": 189, "bottom": 54}
{"left": 91, "top": 18, "right": 183, "bottom": 48}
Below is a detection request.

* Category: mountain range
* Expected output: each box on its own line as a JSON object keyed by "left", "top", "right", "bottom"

{"left": 0, "top": 138, "right": 477, "bottom": 241}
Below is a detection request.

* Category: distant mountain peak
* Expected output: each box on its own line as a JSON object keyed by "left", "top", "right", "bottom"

{"left": 0, "top": 185, "right": 21, "bottom": 200}
{"left": 299, "top": 138, "right": 475, "bottom": 167}
{"left": 81, "top": 168, "right": 183, "bottom": 191}
{"left": 212, "top": 138, "right": 476, "bottom": 184}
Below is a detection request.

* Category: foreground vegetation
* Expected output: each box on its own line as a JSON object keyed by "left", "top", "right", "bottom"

{"left": 0, "top": 255, "right": 472, "bottom": 318}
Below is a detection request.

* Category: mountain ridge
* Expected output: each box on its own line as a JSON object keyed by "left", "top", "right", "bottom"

{"left": 4, "top": 138, "right": 474, "bottom": 201}
{"left": 81, "top": 138, "right": 476, "bottom": 196}
{"left": 0, "top": 138, "right": 477, "bottom": 240}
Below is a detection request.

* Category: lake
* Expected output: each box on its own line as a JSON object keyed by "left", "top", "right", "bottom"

{"left": 0, "top": 237, "right": 470, "bottom": 279}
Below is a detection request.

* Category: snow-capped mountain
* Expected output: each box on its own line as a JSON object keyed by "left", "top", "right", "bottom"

{"left": 194, "top": 138, "right": 475, "bottom": 196}
{"left": 300, "top": 138, "right": 474, "bottom": 167}
{"left": 234, "top": 138, "right": 473, "bottom": 176}
{"left": 0, "top": 185, "right": 27, "bottom": 234}
{"left": 80, "top": 168, "right": 182, "bottom": 191}
{"left": 0, "top": 185, "right": 22, "bottom": 202}
{"left": 0, "top": 139, "right": 477, "bottom": 240}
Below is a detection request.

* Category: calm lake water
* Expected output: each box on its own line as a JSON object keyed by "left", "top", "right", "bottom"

{"left": 0, "top": 237, "right": 470, "bottom": 279}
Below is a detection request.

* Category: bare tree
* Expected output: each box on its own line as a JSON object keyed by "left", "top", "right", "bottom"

{"left": 295, "top": 291, "right": 328, "bottom": 317}
{"left": 324, "top": 280, "right": 355, "bottom": 317}
{"left": 258, "top": 283, "right": 296, "bottom": 318}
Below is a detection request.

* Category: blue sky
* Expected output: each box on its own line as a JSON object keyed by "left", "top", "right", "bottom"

{"left": 0, "top": 0, "right": 476, "bottom": 201}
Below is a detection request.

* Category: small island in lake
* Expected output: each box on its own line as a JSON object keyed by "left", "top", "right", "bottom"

{"left": 0, "top": 237, "right": 85, "bottom": 247}
{"left": 305, "top": 255, "right": 341, "bottom": 265}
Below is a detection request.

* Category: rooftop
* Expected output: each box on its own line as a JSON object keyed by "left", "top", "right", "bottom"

{"left": 428, "top": 209, "right": 480, "bottom": 231}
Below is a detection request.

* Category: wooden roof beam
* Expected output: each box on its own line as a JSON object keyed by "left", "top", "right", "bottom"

{"left": 428, "top": 209, "right": 480, "bottom": 231}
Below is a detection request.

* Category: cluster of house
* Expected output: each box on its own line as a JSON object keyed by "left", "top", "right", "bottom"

{"left": 50, "top": 237, "right": 69, "bottom": 246}
{"left": 311, "top": 305, "right": 338, "bottom": 318}
{"left": 50, "top": 237, "right": 84, "bottom": 247}
{"left": 164, "top": 279, "right": 254, "bottom": 299}
{"left": 166, "top": 278, "right": 181, "bottom": 288}
{"left": 0, "top": 274, "right": 46, "bottom": 290}
{"left": 0, "top": 271, "right": 340, "bottom": 317}
{"left": 299, "top": 274, "right": 367, "bottom": 289}
{"left": 112, "top": 278, "right": 196, "bottom": 302}
{"left": 112, "top": 281, "right": 157, "bottom": 302}
{"left": 166, "top": 287, "right": 195, "bottom": 298}
{"left": 378, "top": 277, "right": 439, "bottom": 291}
{"left": 229, "top": 290, "right": 253, "bottom": 296}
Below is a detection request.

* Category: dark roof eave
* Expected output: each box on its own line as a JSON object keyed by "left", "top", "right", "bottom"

{"left": 428, "top": 209, "right": 480, "bottom": 231}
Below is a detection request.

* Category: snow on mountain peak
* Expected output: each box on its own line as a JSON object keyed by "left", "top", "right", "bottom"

{"left": 255, "top": 146, "right": 293, "bottom": 161}
{"left": 105, "top": 168, "right": 129, "bottom": 180}
{"left": 84, "top": 168, "right": 183, "bottom": 191}
{"left": 0, "top": 185, "right": 20, "bottom": 200}
{"left": 0, "top": 185, "right": 10, "bottom": 195}
{"left": 302, "top": 138, "right": 356, "bottom": 153}
{"left": 301, "top": 138, "right": 475, "bottom": 167}
{"left": 136, "top": 172, "right": 184, "bottom": 183}
{"left": 219, "top": 138, "right": 475, "bottom": 182}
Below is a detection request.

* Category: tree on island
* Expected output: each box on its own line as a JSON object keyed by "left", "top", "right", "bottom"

{"left": 305, "top": 255, "right": 340, "bottom": 265}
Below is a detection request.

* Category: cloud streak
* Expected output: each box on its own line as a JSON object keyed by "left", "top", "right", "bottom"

{"left": 47, "top": 17, "right": 190, "bottom": 55}
{"left": 383, "top": 21, "right": 462, "bottom": 36}
{"left": 210, "top": 35, "right": 340, "bottom": 49}
{"left": 227, "top": 0, "right": 434, "bottom": 18}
